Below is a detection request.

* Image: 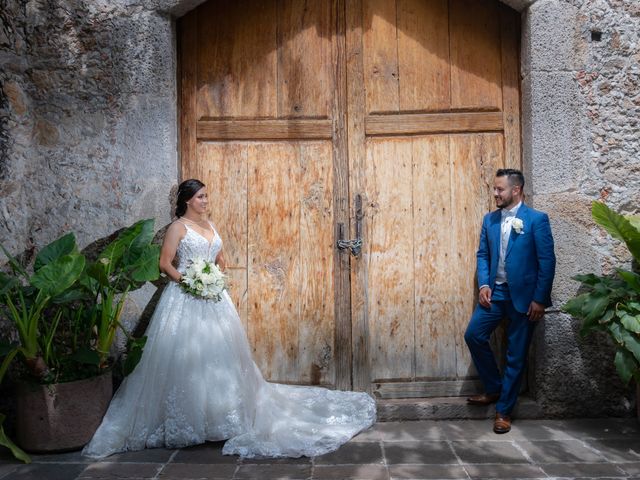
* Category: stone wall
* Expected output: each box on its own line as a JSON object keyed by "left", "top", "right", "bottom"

{"left": 523, "top": 0, "right": 640, "bottom": 416}
{"left": 0, "top": 0, "right": 180, "bottom": 325}
{"left": 0, "top": 0, "right": 638, "bottom": 417}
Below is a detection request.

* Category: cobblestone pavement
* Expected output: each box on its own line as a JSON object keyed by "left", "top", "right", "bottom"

{"left": 1, "top": 418, "right": 639, "bottom": 479}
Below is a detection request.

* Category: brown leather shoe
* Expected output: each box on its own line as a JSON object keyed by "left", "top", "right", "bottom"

{"left": 493, "top": 413, "right": 511, "bottom": 434}
{"left": 466, "top": 392, "right": 500, "bottom": 405}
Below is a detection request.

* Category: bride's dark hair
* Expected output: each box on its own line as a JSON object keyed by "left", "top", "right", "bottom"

{"left": 175, "top": 179, "right": 206, "bottom": 217}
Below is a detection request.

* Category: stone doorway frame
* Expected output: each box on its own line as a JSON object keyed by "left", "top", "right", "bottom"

{"left": 162, "top": 0, "right": 580, "bottom": 408}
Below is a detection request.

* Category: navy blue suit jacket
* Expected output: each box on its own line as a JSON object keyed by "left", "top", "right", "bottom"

{"left": 476, "top": 203, "right": 556, "bottom": 313}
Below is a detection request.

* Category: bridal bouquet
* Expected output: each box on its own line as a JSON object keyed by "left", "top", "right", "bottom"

{"left": 180, "top": 258, "right": 227, "bottom": 302}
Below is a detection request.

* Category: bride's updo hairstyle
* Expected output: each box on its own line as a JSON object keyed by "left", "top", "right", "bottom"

{"left": 175, "top": 179, "right": 206, "bottom": 218}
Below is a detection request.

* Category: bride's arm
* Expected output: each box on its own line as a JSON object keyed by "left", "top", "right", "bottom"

{"left": 159, "top": 222, "right": 186, "bottom": 283}
{"left": 215, "top": 250, "right": 226, "bottom": 272}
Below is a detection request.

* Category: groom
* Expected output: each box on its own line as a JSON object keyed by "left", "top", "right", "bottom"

{"left": 464, "top": 169, "right": 555, "bottom": 433}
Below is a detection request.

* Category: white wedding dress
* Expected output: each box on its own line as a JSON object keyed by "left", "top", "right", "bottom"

{"left": 83, "top": 223, "right": 376, "bottom": 459}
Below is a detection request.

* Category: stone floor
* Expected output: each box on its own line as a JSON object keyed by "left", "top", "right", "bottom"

{"left": 1, "top": 418, "right": 639, "bottom": 479}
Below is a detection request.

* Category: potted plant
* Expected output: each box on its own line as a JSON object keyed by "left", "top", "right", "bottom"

{"left": 563, "top": 201, "right": 640, "bottom": 417}
{"left": 0, "top": 219, "right": 160, "bottom": 460}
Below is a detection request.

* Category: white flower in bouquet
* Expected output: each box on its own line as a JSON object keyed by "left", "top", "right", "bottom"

{"left": 180, "top": 258, "right": 227, "bottom": 302}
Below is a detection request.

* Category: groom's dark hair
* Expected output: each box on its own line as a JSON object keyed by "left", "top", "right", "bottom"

{"left": 496, "top": 169, "right": 524, "bottom": 189}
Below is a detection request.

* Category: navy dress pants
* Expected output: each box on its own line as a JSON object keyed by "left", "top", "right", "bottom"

{"left": 464, "top": 283, "right": 535, "bottom": 415}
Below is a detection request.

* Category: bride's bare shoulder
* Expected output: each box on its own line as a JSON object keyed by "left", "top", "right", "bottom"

{"left": 165, "top": 220, "right": 188, "bottom": 239}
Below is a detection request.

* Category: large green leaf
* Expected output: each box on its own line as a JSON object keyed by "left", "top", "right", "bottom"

{"left": 614, "top": 348, "right": 638, "bottom": 385}
{"left": 620, "top": 327, "right": 640, "bottom": 363}
{"left": 617, "top": 269, "right": 640, "bottom": 293}
{"left": 99, "top": 221, "right": 146, "bottom": 273}
{"left": 562, "top": 293, "right": 591, "bottom": 317}
{"left": 34, "top": 233, "right": 78, "bottom": 271}
{"left": 0, "top": 414, "right": 30, "bottom": 463}
{"left": 627, "top": 214, "right": 640, "bottom": 233}
{"left": 129, "top": 244, "right": 160, "bottom": 283}
{"left": 582, "top": 293, "right": 612, "bottom": 323}
{"left": 0, "top": 271, "right": 20, "bottom": 296}
{"left": 592, "top": 201, "right": 640, "bottom": 263}
{"left": 620, "top": 313, "right": 640, "bottom": 334}
{"left": 125, "top": 219, "right": 155, "bottom": 263}
{"left": 30, "top": 254, "right": 85, "bottom": 298}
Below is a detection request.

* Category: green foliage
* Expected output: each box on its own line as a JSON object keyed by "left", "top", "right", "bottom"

{"left": 0, "top": 220, "right": 160, "bottom": 462}
{"left": 562, "top": 201, "right": 640, "bottom": 385}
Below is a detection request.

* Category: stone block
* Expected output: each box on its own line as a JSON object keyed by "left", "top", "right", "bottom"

{"left": 522, "top": 0, "right": 586, "bottom": 72}
{"left": 522, "top": 71, "right": 590, "bottom": 195}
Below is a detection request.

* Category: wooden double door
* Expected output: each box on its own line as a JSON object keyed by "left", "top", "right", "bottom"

{"left": 178, "top": 0, "right": 521, "bottom": 397}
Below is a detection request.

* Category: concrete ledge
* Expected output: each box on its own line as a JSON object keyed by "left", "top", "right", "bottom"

{"left": 377, "top": 396, "right": 544, "bottom": 421}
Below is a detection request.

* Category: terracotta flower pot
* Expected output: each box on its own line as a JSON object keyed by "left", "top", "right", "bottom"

{"left": 16, "top": 372, "right": 113, "bottom": 452}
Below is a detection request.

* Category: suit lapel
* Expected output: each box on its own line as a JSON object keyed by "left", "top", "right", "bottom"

{"left": 490, "top": 210, "right": 502, "bottom": 257}
{"left": 505, "top": 203, "right": 528, "bottom": 259}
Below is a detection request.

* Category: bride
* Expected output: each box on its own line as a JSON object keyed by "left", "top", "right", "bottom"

{"left": 83, "top": 179, "right": 376, "bottom": 459}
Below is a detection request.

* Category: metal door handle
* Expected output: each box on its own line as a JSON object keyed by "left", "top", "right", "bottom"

{"left": 337, "top": 194, "right": 363, "bottom": 257}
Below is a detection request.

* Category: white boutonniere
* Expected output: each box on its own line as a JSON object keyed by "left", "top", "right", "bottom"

{"left": 512, "top": 218, "right": 524, "bottom": 234}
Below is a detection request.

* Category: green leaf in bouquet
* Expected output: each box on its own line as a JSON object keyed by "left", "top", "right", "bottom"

{"left": 614, "top": 348, "right": 638, "bottom": 385}
{"left": 30, "top": 254, "right": 85, "bottom": 298}
{"left": 592, "top": 201, "right": 640, "bottom": 263}
{"left": 34, "top": 233, "right": 78, "bottom": 271}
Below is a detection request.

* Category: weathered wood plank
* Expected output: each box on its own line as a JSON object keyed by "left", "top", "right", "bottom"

{"left": 412, "top": 135, "right": 457, "bottom": 379}
{"left": 196, "top": 0, "right": 278, "bottom": 118}
{"left": 365, "top": 112, "right": 504, "bottom": 136}
{"left": 178, "top": 11, "right": 198, "bottom": 180}
{"left": 247, "top": 143, "right": 300, "bottom": 382}
{"left": 196, "top": 142, "right": 248, "bottom": 329}
{"left": 346, "top": 0, "right": 370, "bottom": 393}
{"left": 332, "top": 0, "right": 353, "bottom": 391}
{"left": 298, "top": 142, "right": 335, "bottom": 386}
{"left": 278, "top": 0, "right": 333, "bottom": 118}
{"left": 362, "top": 0, "right": 399, "bottom": 113}
{"left": 449, "top": 0, "right": 502, "bottom": 110}
{"left": 197, "top": 119, "right": 333, "bottom": 140}
{"left": 449, "top": 133, "right": 504, "bottom": 378}
{"left": 366, "top": 138, "right": 415, "bottom": 381}
{"left": 397, "top": 0, "right": 450, "bottom": 111}
{"left": 374, "top": 379, "right": 485, "bottom": 399}
{"left": 500, "top": 4, "right": 522, "bottom": 170}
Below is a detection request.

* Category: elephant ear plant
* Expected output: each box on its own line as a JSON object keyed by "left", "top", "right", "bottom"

{"left": 0, "top": 218, "right": 160, "bottom": 462}
{"left": 80, "top": 218, "right": 160, "bottom": 374}
{"left": 563, "top": 201, "right": 640, "bottom": 386}
{"left": 0, "top": 233, "right": 86, "bottom": 462}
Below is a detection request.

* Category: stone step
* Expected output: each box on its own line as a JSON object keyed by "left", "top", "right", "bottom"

{"left": 376, "top": 396, "right": 543, "bottom": 421}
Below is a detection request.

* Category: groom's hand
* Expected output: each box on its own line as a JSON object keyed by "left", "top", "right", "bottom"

{"left": 527, "top": 301, "right": 546, "bottom": 321}
{"left": 479, "top": 286, "right": 492, "bottom": 308}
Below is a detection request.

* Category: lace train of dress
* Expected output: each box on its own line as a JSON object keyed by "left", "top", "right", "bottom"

{"left": 82, "top": 225, "right": 376, "bottom": 459}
